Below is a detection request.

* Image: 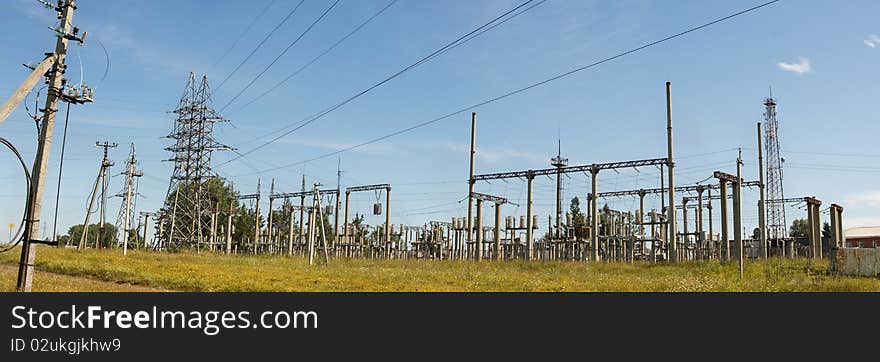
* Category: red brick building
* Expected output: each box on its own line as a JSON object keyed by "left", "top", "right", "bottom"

{"left": 844, "top": 227, "right": 880, "bottom": 248}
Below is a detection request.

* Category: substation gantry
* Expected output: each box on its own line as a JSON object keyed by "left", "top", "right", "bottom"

{"left": 342, "top": 184, "right": 392, "bottom": 258}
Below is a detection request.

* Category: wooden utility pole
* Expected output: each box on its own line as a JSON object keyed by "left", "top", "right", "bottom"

{"left": 18, "top": 0, "right": 80, "bottom": 291}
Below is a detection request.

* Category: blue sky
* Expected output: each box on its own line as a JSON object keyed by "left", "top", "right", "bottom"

{"left": 1, "top": 0, "right": 879, "bottom": 241}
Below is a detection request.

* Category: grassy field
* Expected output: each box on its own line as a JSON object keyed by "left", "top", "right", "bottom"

{"left": 1, "top": 246, "right": 879, "bottom": 292}
{"left": 0, "top": 264, "right": 162, "bottom": 292}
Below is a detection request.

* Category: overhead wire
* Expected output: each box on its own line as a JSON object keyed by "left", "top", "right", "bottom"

{"left": 208, "top": 0, "right": 278, "bottom": 74}
{"left": 238, "top": 0, "right": 400, "bottom": 112}
{"left": 218, "top": 0, "right": 541, "bottom": 167}
{"left": 243, "top": 0, "right": 781, "bottom": 175}
{"left": 215, "top": 0, "right": 307, "bottom": 92}
{"left": 218, "top": 0, "right": 343, "bottom": 112}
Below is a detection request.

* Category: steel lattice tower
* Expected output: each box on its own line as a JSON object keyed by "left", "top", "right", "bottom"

{"left": 160, "top": 73, "right": 231, "bottom": 249}
{"left": 115, "top": 143, "right": 142, "bottom": 245}
{"left": 763, "top": 93, "right": 786, "bottom": 240}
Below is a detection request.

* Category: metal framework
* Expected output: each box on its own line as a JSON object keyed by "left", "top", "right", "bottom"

{"left": 473, "top": 158, "right": 668, "bottom": 181}
{"left": 595, "top": 181, "right": 760, "bottom": 198}
{"left": 114, "top": 143, "right": 142, "bottom": 252}
{"left": 763, "top": 93, "right": 786, "bottom": 240}
{"left": 160, "top": 73, "right": 231, "bottom": 248}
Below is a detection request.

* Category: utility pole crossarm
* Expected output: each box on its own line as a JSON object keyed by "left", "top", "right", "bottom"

{"left": 470, "top": 192, "right": 511, "bottom": 205}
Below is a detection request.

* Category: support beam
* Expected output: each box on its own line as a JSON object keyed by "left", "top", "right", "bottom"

{"left": 757, "top": 122, "right": 768, "bottom": 258}
{"left": 666, "top": 81, "right": 677, "bottom": 263}
{"left": 526, "top": 173, "right": 534, "bottom": 261}
{"left": 591, "top": 167, "right": 599, "bottom": 262}
{"left": 467, "top": 112, "right": 476, "bottom": 251}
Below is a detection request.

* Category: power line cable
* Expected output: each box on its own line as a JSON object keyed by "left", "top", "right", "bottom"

{"left": 215, "top": 0, "right": 307, "bottom": 92}
{"left": 208, "top": 0, "right": 278, "bottom": 74}
{"left": 219, "top": 0, "right": 343, "bottom": 112}
{"left": 247, "top": 0, "right": 781, "bottom": 174}
{"left": 218, "top": 0, "right": 540, "bottom": 167}
{"left": 237, "top": 0, "right": 400, "bottom": 112}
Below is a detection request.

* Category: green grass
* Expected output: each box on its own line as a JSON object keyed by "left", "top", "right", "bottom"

{"left": 1, "top": 246, "right": 879, "bottom": 291}
{"left": 0, "top": 264, "right": 162, "bottom": 292}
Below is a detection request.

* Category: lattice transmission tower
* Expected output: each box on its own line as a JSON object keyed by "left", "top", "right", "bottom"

{"left": 115, "top": 143, "right": 142, "bottom": 249}
{"left": 160, "top": 73, "right": 231, "bottom": 249}
{"left": 763, "top": 91, "right": 786, "bottom": 241}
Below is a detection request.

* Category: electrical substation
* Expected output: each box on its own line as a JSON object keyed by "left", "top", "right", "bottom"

{"left": 1, "top": 0, "right": 875, "bottom": 294}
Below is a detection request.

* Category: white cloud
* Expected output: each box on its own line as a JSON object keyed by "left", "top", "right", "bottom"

{"left": 845, "top": 191, "right": 880, "bottom": 207}
{"left": 776, "top": 57, "right": 811, "bottom": 75}
{"left": 865, "top": 34, "right": 880, "bottom": 48}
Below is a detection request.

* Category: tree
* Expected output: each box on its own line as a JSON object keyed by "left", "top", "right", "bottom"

{"left": 66, "top": 223, "right": 118, "bottom": 248}
{"left": 568, "top": 197, "right": 588, "bottom": 239}
{"left": 822, "top": 222, "right": 832, "bottom": 238}
{"left": 159, "top": 177, "right": 238, "bottom": 249}
{"left": 789, "top": 218, "right": 810, "bottom": 238}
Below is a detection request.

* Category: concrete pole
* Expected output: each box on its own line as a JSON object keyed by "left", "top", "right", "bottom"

{"left": 308, "top": 207, "right": 316, "bottom": 265}
{"left": 467, "top": 112, "right": 477, "bottom": 249}
{"left": 385, "top": 186, "right": 391, "bottom": 258}
{"left": 591, "top": 168, "right": 599, "bottom": 262}
{"left": 682, "top": 202, "right": 689, "bottom": 261}
{"left": 97, "top": 164, "right": 108, "bottom": 248}
{"left": 697, "top": 188, "right": 704, "bottom": 240}
{"left": 141, "top": 214, "right": 150, "bottom": 250}
{"left": 300, "top": 176, "right": 306, "bottom": 250}
{"left": 735, "top": 151, "right": 744, "bottom": 278}
{"left": 494, "top": 203, "right": 501, "bottom": 261}
{"left": 18, "top": 0, "right": 78, "bottom": 290}
{"left": 475, "top": 199, "right": 483, "bottom": 261}
{"left": 720, "top": 180, "right": 730, "bottom": 261}
{"left": 526, "top": 173, "right": 534, "bottom": 261}
{"left": 226, "top": 202, "right": 233, "bottom": 255}
{"left": 288, "top": 206, "right": 295, "bottom": 257}
{"left": 639, "top": 191, "right": 645, "bottom": 251}
{"left": 757, "top": 123, "right": 767, "bottom": 259}
{"left": 344, "top": 191, "right": 350, "bottom": 255}
{"left": 79, "top": 169, "right": 102, "bottom": 250}
{"left": 267, "top": 179, "right": 274, "bottom": 254}
{"left": 254, "top": 179, "right": 261, "bottom": 254}
{"left": 707, "top": 189, "right": 714, "bottom": 256}
{"left": 665, "top": 82, "right": 677, "bottom": 263}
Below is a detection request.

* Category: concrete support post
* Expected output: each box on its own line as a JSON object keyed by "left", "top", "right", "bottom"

{"left": 385, "top": 187, "right": 391, "bottom": 258}
{"left": 665, "top": 82, "right": 677, "bottom": 263}
{"left": 720, "top": 180, "right": 729, "bottom": 261}
{"left": 591, "top": 168, "right": 599, "bottom": 262}
{"left": 735, "top": 152, "right": 744, "bottom": 278}
{"left": 494, "top": 203, "right": 501, "bottom": 261}
{"left": 639, "top": 192, "right": 646, "bottom": 254}
{"left": 526, "top": 173, "right": 534, "bottom": 261}
{"left": 226, "top": 202, "right": 233, "bottom": 255}
{"left": 288, "top": 206, "right": 295, "bottom": 257}
{"left": 467, "top": 112, "right": 476, "bottom": 250}
{"left": 267, "top": 180, "right": 274, "bottom": 254}
{"left": 475, "top": 199, "right": 483, "bottom": 261}
{"left": 697, "top": 188, "right": 704, "bottom": 258}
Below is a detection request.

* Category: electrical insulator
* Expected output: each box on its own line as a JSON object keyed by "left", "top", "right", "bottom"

{"left": 520, "top": 216, "right": 526, "bottom": 229}
{"left": 566, "top": 212, "right": 572, "bottom": 225}
{"left": 532, "top": 215, "right": 539, "bottom": 229}
{"left": 373, "top": 203, "right": 382, "bottom": 215}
